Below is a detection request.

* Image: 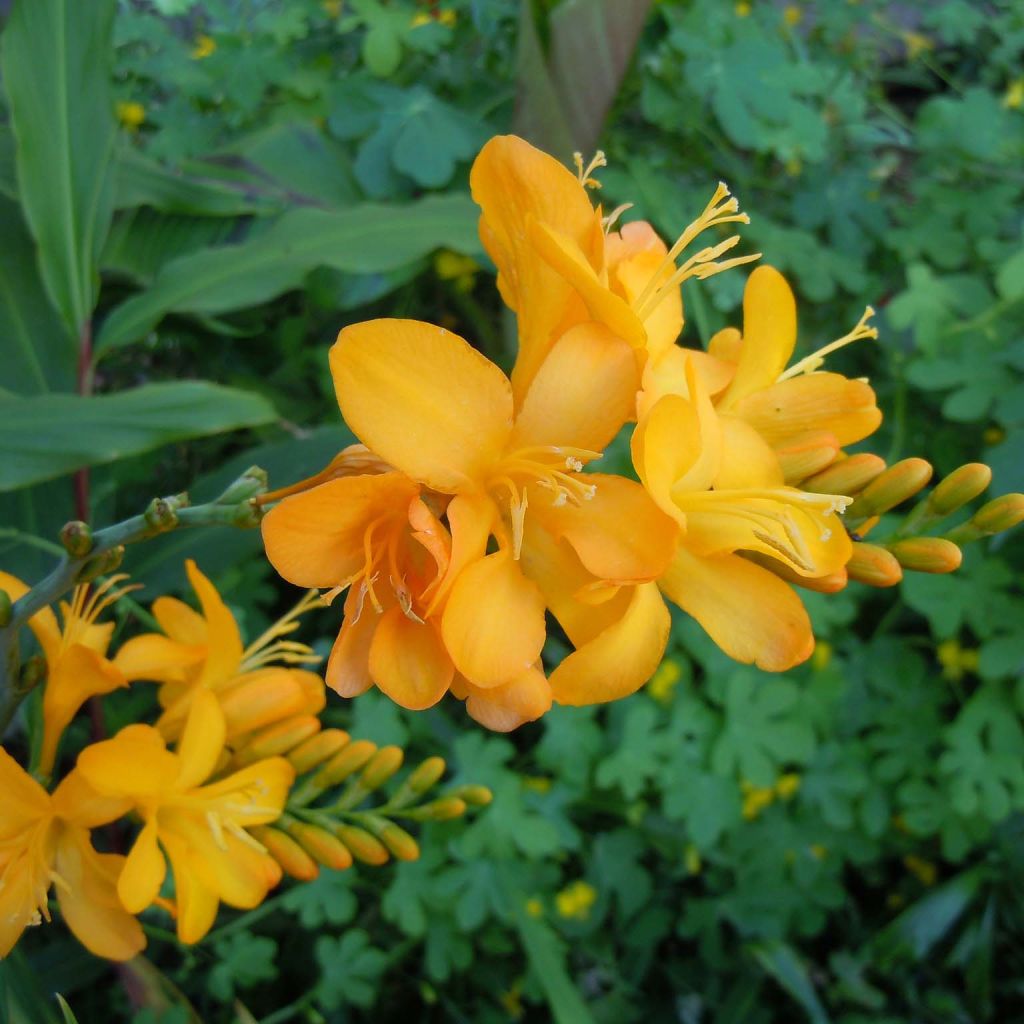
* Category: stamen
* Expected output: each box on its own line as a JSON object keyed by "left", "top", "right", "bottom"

{"left": 225, "top": 819, "right": 268, "bottom": 853}
{"left": 573, "top": 149, "right": 607, "bottom": 189}
{"left": 778, "top": 307, "right": 878, "bottom": 381}
{"left": 240, "top": 588, "right": 324, "bottom": 673}
{"left": 602, "top": 203, "right": 633, "bottom": 232}
{"left": 206, "top": 810, "right": 228, "bottom": 851}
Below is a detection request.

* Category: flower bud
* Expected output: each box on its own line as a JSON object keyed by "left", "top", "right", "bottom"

{"left": 775, "top": 432, "right": 840, "bottom": 486}
{"left": 804, "top": 453, "right": 887, "bottom": 497}
{"left": 315, "top": 739, "right": 378, "bottom": 788}
{"left": 407, "top": 756, "right": 446, "bottom": 794}
{"left": 288, "top": 822, "right": 353, "bottom": 870}
{"left": 0, "top": 588, "right": 11, "bottom": 627}
{"left": 60, "top": 520, "right": 93, "bottom": 557}
{"left": 251, "top": 825, "right": 319, "bottom": 881}
{"left": 846, "top": 542, "right": 902, "bottom": 587}
{"left": 927, "top": 463, "right": 992, "bottom": 517}
{"left": 76, "top": 545, "right": 124, "bottom": 583}
{"left": 288, "top": 729, "right": 351, "bottom": 774}
{"left": 450, "top": 785, "right": 493, "bottom": 807}
{"left": 971, "top": 493, "right": 1024, "bottom": 536}
{"left": 235, "top": 715, "right": 321, "bottom": 765}
{"left": 408, "top": 797, "right": 468, "bottom": 821}
{"left": 220, "top": 671, "right": 310, "bottom": 736}
{"left": 360, "top": 746, "right": 404, "bottom": 791}
{"left": 376, "top": 822, "right": 420, "bottom": 862}
{"left": 887, "top": 537, "right": 962, "bottom": 574}
{"left": 144, "top": 497, "right": 179, "bottom": 533}
{"left": 216, "top": 466, "right": 268, "bottom": 505}
{"left": 334, "top": 824, "right": 389, "bottom": 865}
{"left": 848, "top": 459, "right": 933, "bottom": 518}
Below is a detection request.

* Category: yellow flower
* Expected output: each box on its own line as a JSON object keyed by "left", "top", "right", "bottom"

{"left": 191, "top": 34, "right": 216, "bottom": 59}
{"left": 115, "top": 560, "right": 325, "bottom": 743}
{"left": 783, "top": 5, "right": 802, "bottom": 26}
{"left": 647, "top": 658, "right": 682, "bottom": 704}
{"left": 809, "top": 843, "right": 828, "bottom": 860}
{"left": 78, "top": 690, "right": 293, "bottom": 944}
{"left": 115, "top": 101, "right": 145, "bottom": 131}
{"left": 684, "top": 843, "right": 702, "bottom": 875}
{"left": 936, "top": 638, "right": 978, "bottom": 682}
{"left": 900, "top": 31, "right": 932, "bottom": 60}
{"left": 0, "top": 572, "right": 145, "bottom": 777}
{"left": 903, "top": 854, "right": 937, "bottom": 886}
{"left": 322, "top": 0, "right": 343, "bottom": 16}
{"left": 811, "top": 641, "right": 832, "bottom": 671}
{"left": 434, "top": 249, "right": 479, "bottom": 292}
{"left": 262, "top": 316, "right": 678, "bottom": 725}
{"left": 741, "top": 783, "right": 775, "bottom": 820}
{"left": 0, "top": 750, "right": 144, "bottom": 960}
{"left": 1004, "top": 78, "right": 1024, "bottom": 110}
{"left": 524, "top": 897, "right": 544, "bottom": 918}
{"left": 735, "top": 1, "right": 751, "bottom": 15}
{"left": 775, "top": 772, "right": 801, "bottom": 800}
{"left": 555, "top": 880, "right": 597, "bottom": 919}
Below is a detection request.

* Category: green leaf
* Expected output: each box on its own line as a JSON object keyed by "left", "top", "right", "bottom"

{"left": 749, "top": 940, "right": 830, "bottom": 1024}
{"left": 95, "top": 194, "right": 482, "bottom": 354}
{"left": 0, "top": 383, "right": 276, "bottom": 491}
{"left": 315, "top": 930, "right": 388, "bottom": 1010}
{"left": 55, "top": 996, "right": 80, "bottom": 1024}
{"left": 1, "top": 0, "right": 117, "bottom": 335}
{"left": 0, "top": 196, "right": 76, "bottom": 395}
{"left": 283, "top": 870, "right": 358, "bottom": 929}
{"left": 208, "top": 934, "right": 278, "bottom": 1003}
{"left": 362, "top": 23, "right": 402, "bottom": 78}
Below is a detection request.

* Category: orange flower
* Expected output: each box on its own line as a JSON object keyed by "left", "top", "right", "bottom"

{"left": 77, "top": 690, "right": 292, "bottom": 944}
{"left": 263, "top": 318, "right": 677, "bottom": 725}
{"left": 0, "top": 751, "right": 143, "bottom": 960}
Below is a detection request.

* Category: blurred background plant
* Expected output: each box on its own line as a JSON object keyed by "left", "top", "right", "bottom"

{"left": 1, "top": 0, "right": 1023, "bottom": 1021}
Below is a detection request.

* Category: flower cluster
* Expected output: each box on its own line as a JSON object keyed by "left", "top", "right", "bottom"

{"left": 0, "top": 562, "right": 486, "bottom": 961}
{"left": 262, "top": 135, "right": 1024, "bottom": 729}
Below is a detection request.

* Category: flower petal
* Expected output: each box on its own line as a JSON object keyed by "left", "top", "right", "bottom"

{"left": 160, "top": 832, "right": 219, "bottom": 944}
{"left": 549, "top": 582, "right": 670, "bottom": 705}
{"left": 262, "top": 472, "right": 419, "bottom": 588}
{"left": 719, "top": 266, "right": 797, "bottom": 409}
{"left": 175, "top": 689, "right": 226, "bottom": 790}
{"left": 460, "top": 667, "right": 552, "bottom": 732}
{"left": 51, "top": 769, "right": 132, "bottom": 828}
{"left": 0, "top": 571, "right": 61, "bottom": 663}
{"left": 185, "top": 560, "right": 244, "bottom": 686}
{"left": 77, "top": 724, "right": 180, "bottom": 799}
{"left": 532, "top": 474, "right": 678, "bottom": 583}
{"left": 510, "top": 322, "right": 638, "bottom": 453}
{"left": 325, "top": 587, "right": 380, "bottom": 698}
{"left": 659, "top": 546, "right": 814, "bottom": 670}
{"left": 715, "top": 416, "right": 785, "bottom": 489}
{"left": 330, "top": 319, "right": 514, "bottom": 491}
{"left": 152, "top": 595, "right": 207, "bottom": 646}
{"left": 117, "top": 818, "right": 166, "bottom": 914}
{"left": 0, "top": 748, "right": 50, "bottom": 834}
{"left": 441, "top": 550, "right": 546, "bottom": 688}
{"left": 112, "top": 633, "right": 203, "bottom": 684}
{"left": 425, "top": 491, "right": 493, "bottom": 616}
{"left": 368, "top": 607, "right": 453, "bottom": 710}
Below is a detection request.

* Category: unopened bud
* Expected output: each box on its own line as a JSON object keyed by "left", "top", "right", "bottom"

{"left": 374, "top": 821, "right": 420, "bottom": 862}
{"left": 360, "top": 746, "right": 404, "bottom": 791}
{"left": 805, "top": 453, "right": 887, "bottom": 497}
{"left": 288, "top": 729, "right": 351, "bottom": 774}
{"left": 887, "top": 537, "right": 962, "bottom": 574}
{"left": 408, "top": 797, "right": 468, "bottom": 822}
{"left": 847, "top": 542, "right": 902, "bottom": 588}
{"left": 971, "top": 493, "right": 1024, "bottom": 536}
{"left": 848, "top": 458, "right": 933, "bottom": 518}
{"left": 450, "top": 785, "right": 493, "bottom": 807}
{"left": 0, "top": 589, "right": 11, "bottom": 627}
{"left": 144, "top": 497, "right": 179, "bottom": 533}
{"left": 314, "top": 739, "right": 377, "bottom": 788}
{"left": 288, "top": 822, "right": 353, "bottom": 870}
{"left": 407, "top": 756, "right": 446, "bottom": 794}
{"left": 928, "top": 463, "right": 992, "bottom": 517}
{"left": 334, "top": 824, "right": 389, "bottom": 865}
{"left": 216, "top": 466, "right": 268, "bottom": 505}
{"left": 59, "top": 520, "right": 93, "bottom": 557}
{"left": 235, "top": 716, "right": 321, "bottom": 765}
{"left": 775, "top": 434, "right": 839, "bottom": 485}
{"left": 76, "top": 545, "right": 124, "bottom": 583}
{"left": 251, "top": 826, "right": 319, "bottom": 881}
{"left": 220, "top": 672, "right": 310, "bottom": 736}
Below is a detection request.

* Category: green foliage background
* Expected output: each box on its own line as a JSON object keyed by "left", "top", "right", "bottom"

{"left": 1, "top": 0, "right": 1024, "bottom": 1021}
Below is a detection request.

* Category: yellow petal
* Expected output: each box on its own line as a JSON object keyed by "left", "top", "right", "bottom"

{"left": 186, "top": 560, "right": 244, "bottom": 686}
{"left": 41, "top": 645, "right": 127, "bottom": 776}
{"left": 659, "top": 547, "right": 814, "bottom": 670}
{"left": 117, "top": 818, "right": 166, "bottom": 914}
{"left": 510, "top": 322, "right": 638, "bottom": 453}
{"left": 719, "top": 266, "right": 797, "bottom": 409}
{"left": 549, "top": 582, "right": 670, "bottom": 705}
{"left": 441, "top": 551, "right": 546, "bottom": 688}
{"left": 160, "top": 832, "right": 219, "bottom": 944}
{"left": 533, "top": 474, "right": 678, "bottom": 583}
{"left": 368, "top": 607, "right": 453, "bottom": 709}
{"left": 708, "top": 325, "right": 742, "bottom": 363}
{"left": 152, "top": 594, "right": 206, "bottom": 646}
{"left": 198, "top": 758, "right": 294, "bottom": 826}
{"left": 0, "top": 747, "right": 50, "bottom": 832}
{"left": 113, "top": 633, "right": 203, "bottom": 684}
{"left": 715, "top": 416, "right": 785, "bottom": 489}
{"left": 261, "top": 473, "right": 420, "bottom": 588}
{"left": 609, "top": 229, "right": 682, "bottom": 358}
{"left": 215, "top": 669, "right": 313, "bottom": 737}
{"left": 0, "top": 851, "right": 46, "bottom": 958}
{"left": 175, "top": 689, "right": 226, "bottom": 790}
{"left": 54, "top": 827, "right": 146, "bottom": 961}
{"left": 460, "top": 666, "right": 552, "bottom": 731}
{"left": 732, "top": 373, "right": 882, "bottom": 447}
{"left": 0, "top": 571, "right": 61, "bottom": 663}
{"left": 77, "top": 724, "right": 180, "bottom": 799}
{"left": 330, "top": 319, "right": 514, "bottom": 491}
{"left": 425, "top": 491, "right": 493, "bottom": 616}
{"left": 51, "top": 769, "right": 131, "bottom": 828}
{"left": 325, "top": 588, "right": 379, "bottom": 698}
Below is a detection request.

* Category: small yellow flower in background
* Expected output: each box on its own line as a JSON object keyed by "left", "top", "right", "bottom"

{"left": 647, "top": 658, "right": 682, "bottom": 704}
{"left": 522, "top": 775, "right": 552, "bottom": 794}
{"left": 735, "top": 1, "right": 751, "bottom": 16}
{"left": 903, "top": 854, "right": 937, "bottom": 886}
{"left": 809, "top": 843, "right": 828, "bottom": 860}
{"left": 886, "top": 892, "right": 905, "bottom": 909}
{"left": 684, "top": 843, "right": 702, "bottom": 875}
{"left": 322, "top": 0, "right": 343, "bottom": 16}
{"left": 900, "top": 31, "right": 932, "bottom": 60}
{"left": 784, "top": 156, "right": 803, "bottom": 177}
{"left": 524, "top": 897, "right": 544, "bottom": 918}
{"left": 775, "top": 772, "right": 801, "bottom": 801}
{"left": 783, "top": 5, "right": 802, "bottom": 27}
{"left": 936, "top": 638, "right": 979, "bottom": 682}
{"left": 410, "top": 12, "right": 432, "bottom": 27}
{"left": 1004, "top": 79, "right": 1024, "bottom": 110}
{"left": 984, "top": 425, "right": 1006, "bottom": 445}
{"left": 191, "top": 33, "right": 217, "bottom": 60}
{"left": 411, "top": 9, "right": 456, "bottom": 28}
{"left": 499, "top": 980, "right": 524, "bottom": 1019}
{"left": 555, "top": 880, "right": 597, "bottom": 920}
{"left": 115, "top": 101, "right": 145, "bottom": 131}
{"left": 812, "top": 641, "right": 832, "bottom": 672}
{"left": 741, "top": 781, "right": 775, "bottom": 820}
{"left": 434, "top": 249, "right": 479, "bottom": 293}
